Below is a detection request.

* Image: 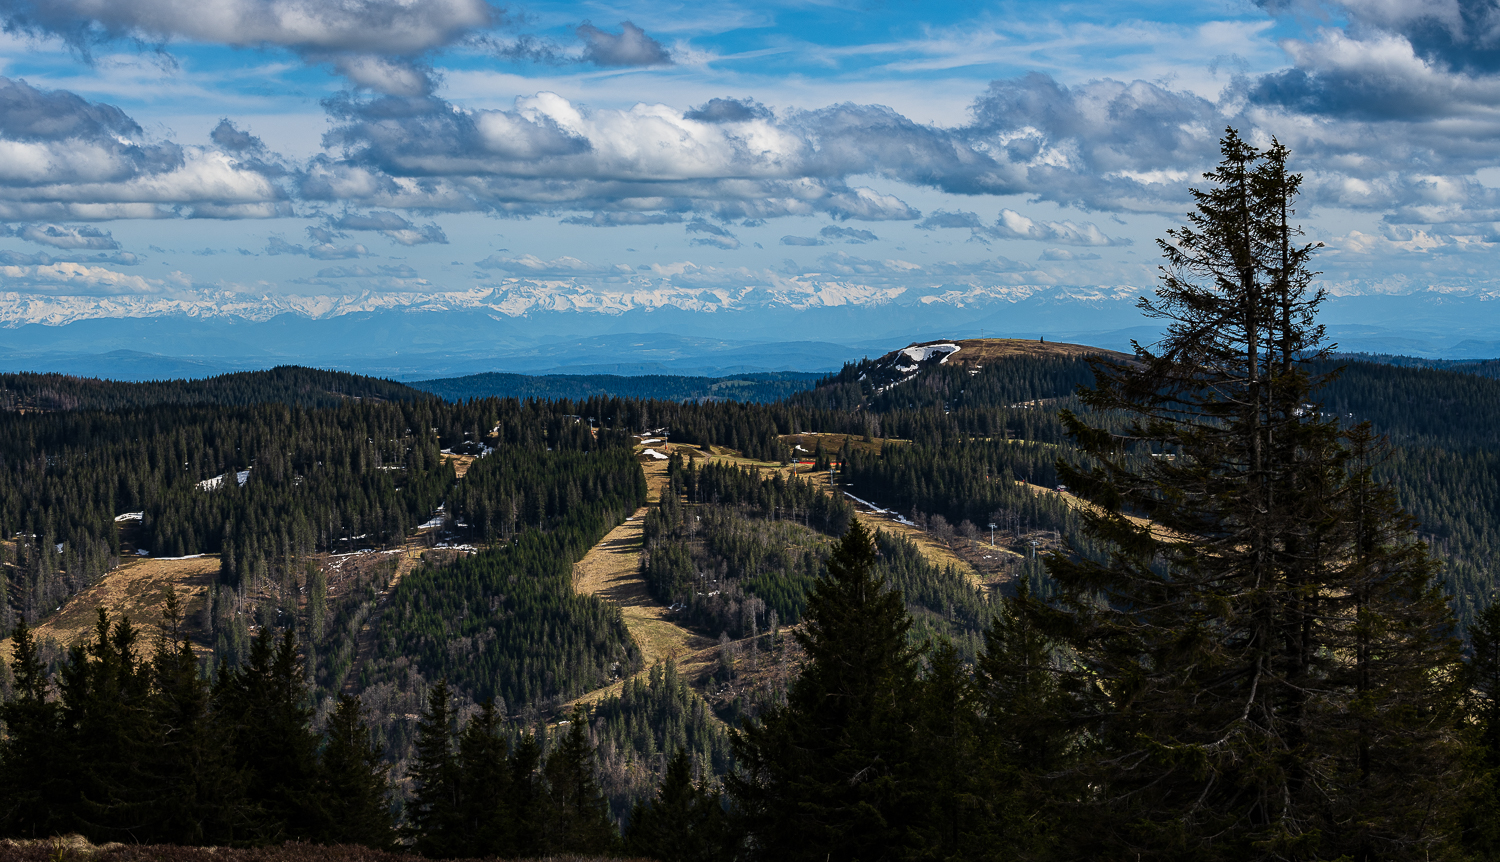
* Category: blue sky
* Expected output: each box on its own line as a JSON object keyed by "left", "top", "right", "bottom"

{"left": 0, "top": 0, "right": 1498, "bottom": 352}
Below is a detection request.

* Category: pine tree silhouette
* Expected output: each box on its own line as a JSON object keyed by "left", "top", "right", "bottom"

{"left": 542, "top": 705, "right": 619, "bottom": 855}
{"left": 404, "top": 679, "right": 462, "bottom": 856}
{"left": 314, "top": 694, "right": 394, "bottom": 848}
{"left": 728, "top": 518, "right": 923, "bottom": 861}
{"left": 626, "top": 748, "right": 732, "bottom": 862}
{"left": 1044, "top": 129, "right": 1467, "bottom": 860}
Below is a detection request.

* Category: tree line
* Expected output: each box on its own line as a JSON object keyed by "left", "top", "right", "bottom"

{"left": 0, "top": 599, "right": 675, "bottom": 857}
{"left": 411, "top": 372, "right": 819, "bottom": 405}
{"left": 0, "top": 603, "right": 395, "bottom": 847}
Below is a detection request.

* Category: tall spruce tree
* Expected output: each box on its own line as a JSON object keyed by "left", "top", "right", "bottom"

{"left": 142, "top": 592, "right": 246, "bottom": 844}
{"left": 506, "top": 731, "right": 547, "bottom": 857}
{"left": 905, "top": 640, "right": 986, "bottom": 862}
{"left": 967, "top": 583, "right": 1075, "bottom": 860}
{"left": 1317, "top": 426, "right": 1466, "bottom": 859}
{"left": 727, "top": 518, "right": 922, "bottom": 862}
{"left": 61, "top": 609, "right": 154, "bottom": 841}
{"left": 212, "top": 627, "right": 322, "bottom": 841}
{"left": 542, "top": 705, "right": 619, "bottom": 855}
{"left": 0, "top": 619, "right": 67, "bottom": 838}
{"left": 1043, "top": 129, "right": 1466, "bottom": 860}
{"left": 455, "top": 699, "right": 512, "bottom": 856}
{"left": 315, "top": 694, "right": 395, "bottom": 848}
{"left": 405, "top": 679, "right": 462, "bottom": 857}
{"left": 626, "top": 748, "right": 732, "bottom": 862}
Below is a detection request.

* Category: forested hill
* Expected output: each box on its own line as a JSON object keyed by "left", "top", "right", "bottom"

{"left": 790, "top": 339, "right": 1500, "bottom": 452}
{"left": 0, "top": 366, "right": 431, "bottom": 412}
{"left": 789, "top": 338, "right": 1119, "bottom": 414}
{"left": 412, "top": 371, "right": 821, "bottom": 404}
{"left": 5, "top": 330, "right": 1500, "bottom": 853}
{"left": 1339, "top": 351, "right": 1500, "bottom": 379}
{"left": 1312, "top": 358, "right": 1500, "bottom": 449}
{"left": 778, "top": 338, "right": 1500, "bottom": 625}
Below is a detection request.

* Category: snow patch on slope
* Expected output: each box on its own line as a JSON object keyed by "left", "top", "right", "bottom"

{"left": 197, "top": 469, "right": 250, "bottom": 491}
{"left": 893, "top": 343, "right": 959, "bottom": 372}
{"left": 861, "top": 339, "right": 967, "bottom": 394}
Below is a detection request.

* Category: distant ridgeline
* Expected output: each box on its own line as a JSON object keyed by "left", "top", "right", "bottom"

{"left": 411, "top": 371, "right": 822, "bottom": 404}
{"left": 0, "top": 365, "right": 431, "bottom": 412}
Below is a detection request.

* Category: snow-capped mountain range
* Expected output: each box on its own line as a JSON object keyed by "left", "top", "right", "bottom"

{"left": 0, "top": 281, "right": 1138, "bottom": 328}
{"left": 0, "top": 279, "right": 1498, "bottom": 380}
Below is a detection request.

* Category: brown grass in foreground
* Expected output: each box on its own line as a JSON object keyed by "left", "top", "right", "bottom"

{"left": 0, "top": 837, "right": 649, "bottom": 862}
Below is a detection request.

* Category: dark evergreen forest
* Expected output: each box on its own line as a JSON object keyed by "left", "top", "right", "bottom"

{"left": 1340, "top": 351, "right": 1500, "bottom": 379}
{"left": 4, "top": 335, "right": 1500, "bottom": 857}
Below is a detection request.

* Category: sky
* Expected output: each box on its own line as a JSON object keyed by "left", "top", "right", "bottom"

{"left": 1, "top": 0, "right": 1499, "bottom": 355}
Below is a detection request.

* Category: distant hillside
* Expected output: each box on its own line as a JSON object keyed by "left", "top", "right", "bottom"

{"left": 848, "top": 337, "right": 1128, "bottom": 388}
{"left": 1337, "top": 351, "right": 1500, "bottom": 379}
{"left": 919, "top": 337, "right": 1131, "bottom": 366}
{"left": 1311, "top": 358, "right": 1500, "bottom": 450}
{"left": 0, "top": 365, "right": 431, "bottom": 412}
{"left": 793, "top": 338, "right": 1500, "bottom": 452}
{"left": 412, "top": 371, "right": 823, "bottom": 403}
{"left": 792, "top": 337, "right": 1123, "bottom": 410}
{"left": 782, "top": 339, "right": 1500, "bottom": 631}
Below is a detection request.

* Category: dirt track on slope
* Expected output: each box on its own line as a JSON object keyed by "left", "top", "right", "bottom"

{"left": 338, "top": 545, "right": 427, "bottom": 694}
{"left": 565, "top": 447, "right": 719, "bottom": 712}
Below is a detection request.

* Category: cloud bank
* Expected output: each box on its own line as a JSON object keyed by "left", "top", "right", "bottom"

{"left": 1, "top": 0, "right": 1499, "bottom": 313}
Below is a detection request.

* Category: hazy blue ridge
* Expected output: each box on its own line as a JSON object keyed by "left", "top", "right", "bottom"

{"left": 411, "top": 371, "right": 823, "bottom": 403}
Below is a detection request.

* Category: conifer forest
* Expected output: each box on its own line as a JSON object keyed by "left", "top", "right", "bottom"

{"left": 8, "top": 132, "right": 1500, "bottom": 861}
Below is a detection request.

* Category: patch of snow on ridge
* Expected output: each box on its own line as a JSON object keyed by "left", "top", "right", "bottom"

{"left": 893, "top": 343, "right": 959, "bottom": 372}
